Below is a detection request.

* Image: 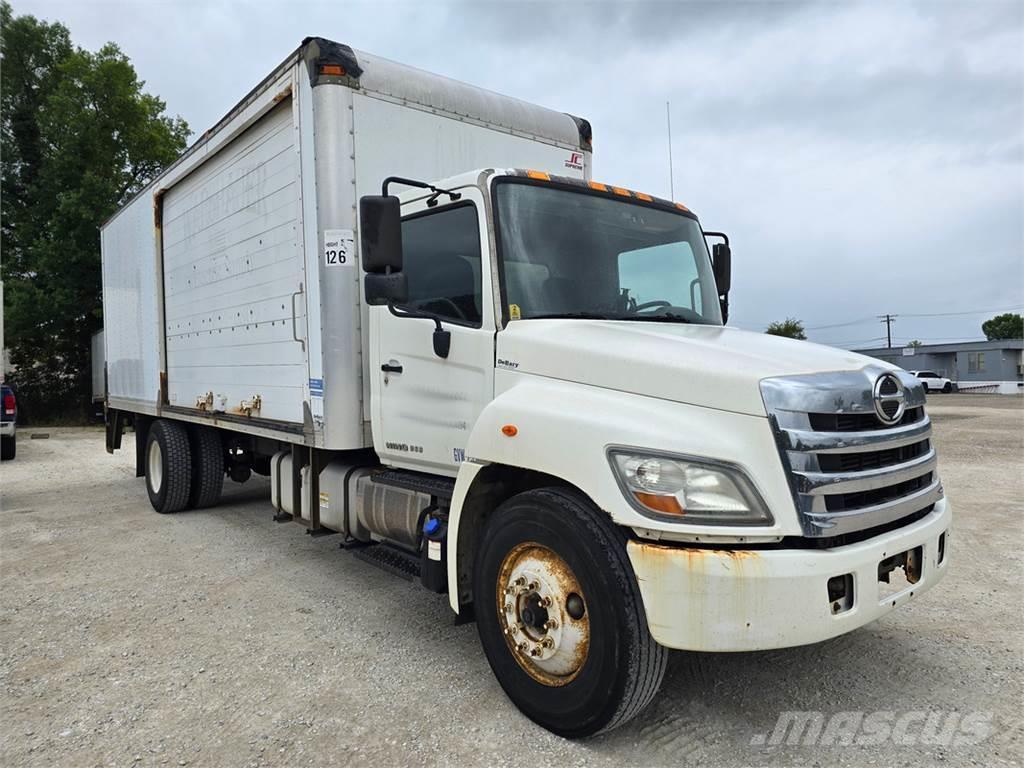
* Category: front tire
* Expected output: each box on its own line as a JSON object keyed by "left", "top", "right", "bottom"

{"left": 145, "top": 420, "right": 192, "bottom": 514}
{"left": 473, "top": 488, "right": 668, "bottom": 737}
{"left": 942, "top": 382, "right": 952, "bottom": 393}
{"left": 921, "top": 382, "right": 929, "bottom": 393}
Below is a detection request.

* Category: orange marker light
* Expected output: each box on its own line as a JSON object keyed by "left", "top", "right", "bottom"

{"left": 526, "top": 170, "right": 550, "bottom": 180}
{"left": 321, "top": 64, "right": 346, "bottom": 76}
{"left": 501, "top": 424, "right": 519, "bottom": 437}
{"left": 589, "top": 181, "right": 608, "bottom": 192}
{"left": 635, "top": 192, "right": 653, "bottom": 202}
{"left": 612, "top": 186, "right": 631, "bottom": 197}
{"left": 675, "top": 202, "right": 690, "bottom": 212}
{"left": 634, "top": 492, "right": 685, "bottom": 515}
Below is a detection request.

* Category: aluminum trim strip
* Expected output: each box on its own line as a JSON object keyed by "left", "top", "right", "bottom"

{"left": 782, "top": 416, "right": 932, "bottom": 454}
{"left": 795, "top": 448, "right": 936, "bottom": 495}
{"left": 803, "top": 479, "right": 943, "bottom": 536}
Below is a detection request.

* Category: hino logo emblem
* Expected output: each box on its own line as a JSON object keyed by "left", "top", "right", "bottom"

{"left": 873, "top": 373, "right": 906, "bottom": 425}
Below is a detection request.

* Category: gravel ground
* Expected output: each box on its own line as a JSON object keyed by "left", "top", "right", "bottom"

{"left": 1, "top": 394, "right": 1022, "bottom": 767}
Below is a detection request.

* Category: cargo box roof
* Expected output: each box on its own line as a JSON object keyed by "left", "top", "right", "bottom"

{"left": 105, "top": 37, "right": 590, "bottom": 227}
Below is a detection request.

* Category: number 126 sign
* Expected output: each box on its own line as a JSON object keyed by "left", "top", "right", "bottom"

{"left": 323, "top": 229, "right": 355, "bottom": 267}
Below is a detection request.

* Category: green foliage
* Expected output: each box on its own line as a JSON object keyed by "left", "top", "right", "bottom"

{"left": 907, "top": 339, "right": 924, "bottom": 348}
{"left": 765, "top": 317, "right": 807, "bottom": 340}
{"left": 1, "top": 2, "right": 189, "bottom": 422}
{"left": 981, "top": 313, "right": 1023, "bottom": 341}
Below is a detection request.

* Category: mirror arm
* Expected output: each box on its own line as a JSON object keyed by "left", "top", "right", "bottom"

{"left": 382, "top": 175, "right": 462, "bottom": 203}
{"left": 385, "top": 303, "right": 451, "bottom": 359}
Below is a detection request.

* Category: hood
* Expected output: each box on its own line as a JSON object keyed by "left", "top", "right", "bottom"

{"left": 496, "top": 320, "right": 887, "bottom": 417}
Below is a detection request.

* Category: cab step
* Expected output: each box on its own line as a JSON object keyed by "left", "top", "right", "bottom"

{"left": 371, "top": 468, "right": 455, "bottom": 500}
{"left": 353, "top": 542, "right": 421, "bottom": 581}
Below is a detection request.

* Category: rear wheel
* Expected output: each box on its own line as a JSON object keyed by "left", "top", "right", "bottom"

{"left": 1, "top": 434, "right": 15, "bottom": 461}
{"left": 473, "top": 487, "right": 668, "bottom": 737}
{"left": 145, "top": 420, "right": 192, "bottom": 514}
{"left": 188, "top": 425, "right": 224, "bottom": 509}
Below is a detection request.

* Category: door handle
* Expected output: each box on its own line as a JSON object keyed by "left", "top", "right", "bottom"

{"left": 381, "top": 362, "right": 404, "bottom": 374}
{"left": 291, "top": 283, "right": 306, "bottom": 351}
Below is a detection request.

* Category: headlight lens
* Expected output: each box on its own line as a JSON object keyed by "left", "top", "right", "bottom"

{"left": 609, "top": 450, "right": 773, "bottom": 525}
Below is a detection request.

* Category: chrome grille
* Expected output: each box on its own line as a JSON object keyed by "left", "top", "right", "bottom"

{"left": 761, "top": 367, "right": 942, "bottom": 538}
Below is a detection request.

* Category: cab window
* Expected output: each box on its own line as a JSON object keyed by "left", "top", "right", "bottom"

{"left": 400, "top": 204, "right": 482, "bottom": 325}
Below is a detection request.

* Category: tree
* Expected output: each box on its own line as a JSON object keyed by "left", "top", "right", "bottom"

{"left": 1, "top": 2, "right": 189, "bottom": 421}
{"left": 765, "top": 318, "right": 807, "bottom": 340}
{"left": 982, "top": 313, "right": 1023, "bottom": 341}
{"left": 907, "top": 340, "right": 924, "bottom": 348}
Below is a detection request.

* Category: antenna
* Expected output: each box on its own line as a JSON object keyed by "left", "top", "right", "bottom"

{"left": 666, "top": 101, "right": 675, "bottom": 200}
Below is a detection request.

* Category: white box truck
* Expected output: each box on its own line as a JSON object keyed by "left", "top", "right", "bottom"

{"left": 101, "top": 38, "right": 951, "bottom": 737}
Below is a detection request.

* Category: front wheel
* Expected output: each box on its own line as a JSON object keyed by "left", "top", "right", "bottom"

{"left": 473, "top": 488, "right": 668, "bottom": 737}
{"left": 942, "top": 382, "right": 952, "bottom": 393}
{"left": 921, "top": 382, "right": 929, "bottom": 393}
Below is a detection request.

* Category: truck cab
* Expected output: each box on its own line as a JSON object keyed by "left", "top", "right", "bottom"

{"left": 354, "top": 167, "right": 950, "bottom": 733}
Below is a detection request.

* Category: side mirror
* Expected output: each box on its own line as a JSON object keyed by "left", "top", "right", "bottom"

{"left": 359, "top": 195, "right": 403, "bottom": 273}
{"left": 712, "top": 242, "right": 731, "bottom": 295}
{"left": 365, "top": 272, "right": 408, "bottom": 306}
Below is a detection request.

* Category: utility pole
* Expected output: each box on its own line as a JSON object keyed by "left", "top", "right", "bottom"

{"left": 878, "top": 314, "right": 897, "bottom": 349}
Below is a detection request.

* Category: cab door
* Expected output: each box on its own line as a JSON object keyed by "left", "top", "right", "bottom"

{"left": 369, "top": 187, "right": 495, "bottom": 475}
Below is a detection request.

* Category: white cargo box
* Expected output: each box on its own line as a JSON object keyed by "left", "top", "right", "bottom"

{"left": 101, "top": 37, "right": 591, "bottom": 449}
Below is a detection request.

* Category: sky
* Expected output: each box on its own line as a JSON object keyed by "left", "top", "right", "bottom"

{"left": 18, "top": 0, "right": 1024, "bottom": 348}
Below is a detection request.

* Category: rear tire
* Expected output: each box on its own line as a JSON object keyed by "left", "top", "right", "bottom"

{"left": 473, "top": 487, "right": 668, "bottom": 737}
{"left": 1, "top": 434, "right": 15, "bottom": 461}
{"left": 145, "top": 420, "right": 192, "bottom": 514}
{"left": 188, "top": 425, "right": 224, "bottom": 509}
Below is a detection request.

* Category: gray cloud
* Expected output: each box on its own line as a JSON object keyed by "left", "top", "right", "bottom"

{"left": 15, "top": 0, "right": 1023, "bottom": 346}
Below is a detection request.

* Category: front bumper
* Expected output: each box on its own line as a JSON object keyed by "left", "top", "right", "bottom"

{"left": 627, "top": 498, "right": 951, "bottom": 652}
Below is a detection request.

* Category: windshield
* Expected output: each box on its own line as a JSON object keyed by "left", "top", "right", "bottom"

{"left": 494, "top": 180, "right": 723, "bottom": 325}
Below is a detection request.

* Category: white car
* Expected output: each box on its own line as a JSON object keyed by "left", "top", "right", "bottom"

{"left": 910, "top": 370, "right": 953, "bottom": 393}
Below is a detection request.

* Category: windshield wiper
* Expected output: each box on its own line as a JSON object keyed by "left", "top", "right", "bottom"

{"left": 526, "top": 312, "right": 618, "bottom": 320}
{"left": 619, "top": 312, "right": 694, "bottom": 324}
{"left": 524, "top": 311, "right": 699, "bottom": 324}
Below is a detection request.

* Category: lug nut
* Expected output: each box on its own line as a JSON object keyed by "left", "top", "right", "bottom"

{"left": 541, "top": 637, "right": 554, "bottom": 649}
{"left": 539, "top": 596, "right": 552, "bottom": 608}
{"left": 544, "top": 619, "right": 558, "bottom": 630}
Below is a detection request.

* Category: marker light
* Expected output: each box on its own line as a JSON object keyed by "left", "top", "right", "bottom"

{"left": 320, "top": 64, "right": 346, "bottom": 76}
{"left": 526, "top": 170, "right": 550, "bottom": 180}
{"left": 609, "top": 450, "right": 772, "bottom": 525}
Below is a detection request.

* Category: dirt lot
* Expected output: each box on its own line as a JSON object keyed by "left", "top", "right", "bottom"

{"left": 2, "top": 394, "right": 1022, "bottom": 767}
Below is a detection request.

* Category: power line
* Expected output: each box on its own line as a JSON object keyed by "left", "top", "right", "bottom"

{"left": 899, "top": 304, "right": 1024, "bottom": 319}
{"left": 792, "top": 304, "right": 1024, "bottom": 333}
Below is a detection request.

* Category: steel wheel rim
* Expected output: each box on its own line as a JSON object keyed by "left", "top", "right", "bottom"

{"left": 148, "top": 439, "right": 163, "bottom": 494}
{"left": 496, "top": 541, "right": 589, "bottom": 687}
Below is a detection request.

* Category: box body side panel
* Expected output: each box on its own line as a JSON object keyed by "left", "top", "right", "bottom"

{"left": 161, "top": 99, "right": 308, "bottom": 423}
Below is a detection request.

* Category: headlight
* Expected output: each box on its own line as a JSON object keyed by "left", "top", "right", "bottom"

{"left": 608, "top": 449, "right": 773, "bottom": 525}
